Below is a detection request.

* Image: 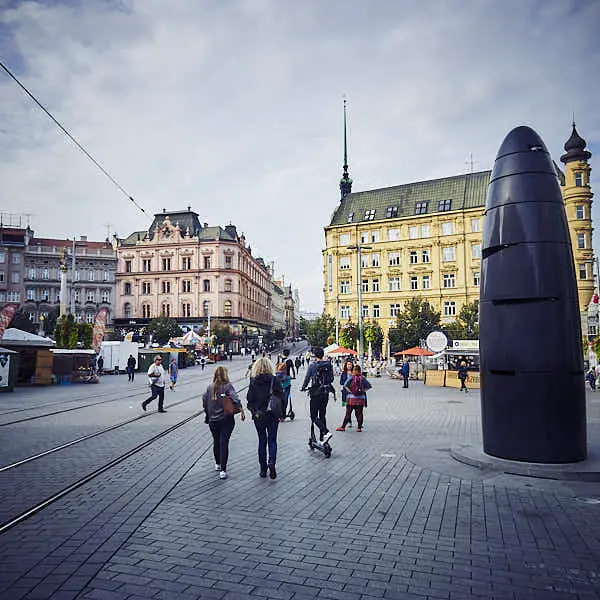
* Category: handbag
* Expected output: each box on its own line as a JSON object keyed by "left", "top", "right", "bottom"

{"left": 266, "top": 375, "right": 283, "bottom": 419}
{"left": 220, "top": 386, "right": 241, "bottom": 416}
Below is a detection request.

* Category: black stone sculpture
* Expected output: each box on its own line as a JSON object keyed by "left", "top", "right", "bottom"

{"left": 480, "top": 125, "right": 587, "bottom": 463}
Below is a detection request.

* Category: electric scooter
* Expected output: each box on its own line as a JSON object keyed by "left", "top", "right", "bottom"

{"left": 308, "top": 422, "right": 332, "bottom": 457}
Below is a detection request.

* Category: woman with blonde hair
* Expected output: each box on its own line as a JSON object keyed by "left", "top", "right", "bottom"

{"left": 202, "top": 365, "right": 245, "bottom": 480}
{"left": 246, "top": 357, "right": 284, "bottom": 479}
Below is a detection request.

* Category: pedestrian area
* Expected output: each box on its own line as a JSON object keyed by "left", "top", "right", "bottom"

{"left": 4, "top": 378, "right": 600, "bottom": 600}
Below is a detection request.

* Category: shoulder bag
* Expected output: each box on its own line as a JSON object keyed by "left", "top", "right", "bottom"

{"left": 266, "top": 375, "right": 283, "bottom": 419}
{"left": 220, "top": 385, "right": 241, "bottom": 416}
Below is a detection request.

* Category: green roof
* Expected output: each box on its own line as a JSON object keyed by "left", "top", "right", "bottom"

{"left": 329, "top": 170, "right": 491, "bottom": 226}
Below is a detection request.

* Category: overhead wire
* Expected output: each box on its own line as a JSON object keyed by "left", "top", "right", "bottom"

{"left": 0, "top": 58, "right": 148, "bottom": 217}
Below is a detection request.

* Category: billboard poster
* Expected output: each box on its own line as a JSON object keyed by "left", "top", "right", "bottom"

{"left": 92, "top": 307, "right": 109, "bottom": 352}
{"left": 0, "top": 304, "right": 17, "bottom": 341}
{"left": 0, "top": 353, "right": 9, "bottom": 388}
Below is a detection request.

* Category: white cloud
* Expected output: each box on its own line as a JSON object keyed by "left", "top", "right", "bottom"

{"left": 1, "top": 0, "right": 599, "bottom": 311}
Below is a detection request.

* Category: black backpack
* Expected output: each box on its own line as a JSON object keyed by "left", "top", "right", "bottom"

{"left": 310, "top": 362, "right": 332, "bottom": 396}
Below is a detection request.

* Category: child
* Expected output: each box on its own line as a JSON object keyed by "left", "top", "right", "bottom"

{"left": 168, "top": 357, "right": 178, "bottom": 390}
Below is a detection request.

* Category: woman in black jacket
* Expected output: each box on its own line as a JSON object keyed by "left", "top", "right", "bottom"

{"left": 246, "top": 357, "right": 284, "bottom": 479}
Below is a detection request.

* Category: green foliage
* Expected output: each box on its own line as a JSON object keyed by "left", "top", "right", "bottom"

{"left": 211, "top": 322, "right": 233, "bottom": 346}
{"left": 591, "top": 336, "right": 600, "bottom": 357}
{"left": 442, "top": 300, "right": 480, "bottom": 342}
{"left": 339, "top": 320, "right": 358, "bottom": 350}
{"left": 363, "top": 320, "right": 384, "bottom": 353}
{"left": 305, "top": 313, "right": 336, "bottom": 349}
{"left": 10, "top": 308, "right": 37, "bottom": 334}
{"left": 298, "top": 317, "right": 310, "bottom": 336}
{"left": 42, "top": 307, "right": 58, "bottom": 337}
{"left": 388, "top": 298, "right": 441, "bottom": 352}
{"left": 146, "top": 317, "right": 183, "bottom": 345}
{"left": 54, "top": 314, "right": 79, "bottom": 349}
{"left": 78, "top": 322, "right": 93, "bottom": 348}
{"left": 273, "top": 328, "right": 286, "bottom": 341}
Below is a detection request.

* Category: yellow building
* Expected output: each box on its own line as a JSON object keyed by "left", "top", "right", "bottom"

{"left": 323, "top": 123, "right": 594, "bottom": 348}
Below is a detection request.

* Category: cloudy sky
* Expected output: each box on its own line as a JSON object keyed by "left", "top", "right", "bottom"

{"left": 1, "top": 0, "right": 599, "bottom": 312}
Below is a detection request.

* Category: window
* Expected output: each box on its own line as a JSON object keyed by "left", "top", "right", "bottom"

{"left": 203, "top": 300, "right": 210, "bottom": 316}
{"left": 328, "top": 254, "right": 332, "bottom": 292}
{"left": 361, "top": 254, "right": 369, "bottom": 268}
{"left": 225, "top": 255, "right": 233, "bottom": 269}
{"left": 410, "top": 276, "right": 418, "bottom": 290}
{"left": 142, "top": 304, "right": 151, "bottom": 318}
{"left": 12, "top": 253, "right": 21, "bottom": 264}
{"left": 575, "top": 172, "right": 583, "bottom": 187}
{"left": 422, "top": 249, "right": 430, "bottom": 263}
{"left": 224, "top": 279, "right": 232, "bottom": 292}
{"left": 576, "top": 205, "right": 585, "bottom": 220}
{"left": 86, "top": 313, "right": 94, "bottom": 324}
{"left": 203, "top": 279, "right": 211, "bottom": 292}
{"left": 142, "top": 282, "right": 151, "bottom": 294}
{"left": 162, "top": 257, "right": 171, "bottom": 271}
{"left": 577, "top": 233, "right": 586, "bottom": 249}
{"left": 410, "top": 251, "right": 418, "bottom": 264}
{"left": 443, "top": 273, "right": 456, "bottom": 288}
{"left": 386, "top": 206, "right": 398, "bottom": 218}
{"left": 414, "top": 202, "right": 428, "bottom": 215}
{"left": 142, "top": 259, "right": 152, "bottom": 272}
{"left": 373, "top": 304, "right": 380, "bottom": 318}
{"left": 340, "top": 305, "right": 351, "bottom": 319}
{"left": 361, "top": 305, "right": 369, "bottom": 318}
{"left": 182, "top": 303, "right": 192, "bottom": 317}
{"left": 125, "top": 260, "right": 132, "bottom": 273}
{"left": 29, "top": 268, "right": 36, "bottom": 279}
{"left": 422, "top": 275, "right": 430, "bottom": 289}
{"left": 124, "top": 302, "right": 132, "bottom": 318}
{"left": 409, "top": 226, "right": 418, "bottom": 239}
{"left": 360, "top": 231, "right": 369, "bottom": 244}
{"left": 161, "top": 281, "right": 171, "bottom": 294}
{"left": 388, "top": 228, "right": 400, "bottom": 241}
{"left": 389, "top": 277, "right": 400, "bottom": 291}
{"left": 27, "top": 289, "right": 36, "bottom": 300}
{"left": 388, "top": 252, "right": 401, "bottom": 266}
{"left": 224, "top": 300, "right": 232, "bottom": 317}
{"left": 161, "top": 303, "right": 171, "bottom": 317}
{"left": 371, "top": 231, "right": 380, "bottom": 243}
{"left": 0, "top": 272, "right": 3, "bottom": 283}
{"left": 74, "top": 290, "right": 80, "bottom": 302}
{"left": 42, "top": 268, "right": 49, "bottom": 280}
{"left": 87, "top": 291, "right": 95, "bottom": 302}
{"left": 103, "top": 270, "right": 109, "bottom": 282}
{"left": 472, "top": 243, "right": 482, "bottom": 259}
{"left": 339, "top": 256, "right": 350, "bottom": 269}
{"left": 363, "top": 209, "right": 376, "bottom": 221}
{"left": 362, "top": 279, "right": 369, "bottom": 293}
{"left": 579, "top": 263, "right": 588, "bottom": 279}
{"left": 0, "top": 251, "right": 4, "bottom": 263}
{"left": 390, "top": 303, "right": 402, "bottom": 317}
{"left": 40, "top": 288, "right": 49, "bottom": 301}
{"left": 340, "top": 280, "right": 350, "bottom": 294}
{"left": 124, "top": 282, "right": 132, "bottom": 295}
{"left": 75, "top": 270, "right": 80, "bottom": 281}
{"left": 203, "top": 256, "right": 211, "bottom": 269}
{"left": 182, "top": 256, "right": 191, "bottom": 270}
{"left": 347, "top": 212, "right": 354, "bottom": 223}
{"left": 439, "top": 199, "right": 452, "bottom": 212}
{"left": 471, "top": 218, "right": 481, "bottom": 232}
{"left": 444, "top": 301, "right": 456, "bottom": 317}
{"left": 371, "top": 253, "right": 380, "bottom": 267}
{"left": 87, "top": 270, "right": 94, "bottom": 281}
{"left": 421, "top": 224, "right": 430, "bottom": 238}
{"left": 182, "top": 280, "right": 191, "bottom": 293}
{"left": 7, "top": 291, "right": 20, "bottom": 302}
{"left": 28, "top": 312, "right": 35, "bottom": 321}
{"left": 473, "top": 271, "right": 480, "bottom": 287}
{"left": 442, "top": 246, "right": 456, "bottom": 262}
{"left": 339, "top": 233, "right": 350, "bottom": 246}
{"left": 372, "top": 278, "right": 380, "bottom": 292}
{"left": 101, "top": 290, "right": 110, "bottom": 303}
{"left": 11, "top": 272, "right": 20, "bottom": 283}
{"left": 441, "top": 222, "right": 454, "bottom": 236}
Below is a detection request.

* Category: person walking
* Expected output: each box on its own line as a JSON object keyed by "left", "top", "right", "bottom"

{"left": 277, "top": 348, "right": 296, "bottom": 420}
{"left": 339, "top": 359, "right": 355, "bottom": 428}
{"left": 300, "top": 347, "right": 334, "bottom": 444}
{"left": 142, "top": 355, "right": 167, "bottom": 413}
{"left": 97, "top": 355, "right": 104, "bottom": 376}
{"left": 168, "top": 357, "right": 179, "bottom": 390}
{"left": 246, "top": 357, "right": 284, "bottom": 479}
{"left": 126, "top": 354, "right": 136, "bottom": 382}
{"left": 202, "top": 366, "right": 245, "bottom": 480}
{"left": 458, "top": 361, "right": 469, "bottom": 392}
{"left": 200, "top": 356, "right": 206, "bottom": 371}
{"left": 400, "top": 360, "right": 410, "bottom": 388}
{"left": 337, "top": 364, "right": 372, "bottom": 432}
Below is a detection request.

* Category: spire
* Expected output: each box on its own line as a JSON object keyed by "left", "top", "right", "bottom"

{"left": 339, "top": 98, "right": 353, "bottom": 199}
{"left": 560, "top": 121, "right": 591, "bottom": 164}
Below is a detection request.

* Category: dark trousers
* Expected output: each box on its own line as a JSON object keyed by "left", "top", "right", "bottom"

{"left": 208, "top": 416, "right": 235, "bottom": 471}
{"left": 144, "top": 384, "right": 165, "bottom": 410}
{"left": 253, "top": 413, "right": 279, "bottom": 469}
{"left": 127, "top": 367, "right": 135, "bottom": 382}
{"left": 459, "top": 377, "right": 468, "bottom": 391}
{"left": 402, "top": 374, "right": 409, "bottom": 388}
{"left": 309, "top": 394, "right": 329, "bottom": 439}
{"left": 342, "top": 405, "right": 363, "bottom": 428}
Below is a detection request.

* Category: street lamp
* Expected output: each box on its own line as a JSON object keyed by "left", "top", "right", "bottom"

{"left": 347, "top": 243, "right": 372, "bottom": 364}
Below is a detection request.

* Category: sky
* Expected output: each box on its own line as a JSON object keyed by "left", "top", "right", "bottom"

{"left": 1, "top": 0, "right": 599, "bottom": 313}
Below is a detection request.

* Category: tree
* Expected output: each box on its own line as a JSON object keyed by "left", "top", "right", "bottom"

{"left": 273, "top": 328, "right": 286, "bottom": 342}
{"left": 42, "top": 307, "right": 59, "bottom": 337}
{"left": 388, "top": 298, "right": 441, "bottom": 352}
{"left": 78, "top": 322, "right": 93, "bottom": 348}
{"left": 54, "top": 314, "right": 79, "bottom": 349}
{"left": 305, "top": 313, "right": 335, "bottom": 348}
{"left": 9, "top": 308, "right": 37, "bottom": 334}
{"left": 443, "top": 300, "right": 480, "bottom": 342}
{"left": 364, "top": 320, "right": 384, "bottom": 354}
{"left": 339, "top": 320, "right": 358, "bottom": 350}
{"left": 212, "top": 322, "right": 233, "bottom": 346}
{"left": 145, "top": 317, "right": 182, "bottom": 345}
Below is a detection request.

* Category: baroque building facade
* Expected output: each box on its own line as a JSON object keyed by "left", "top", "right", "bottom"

{"left": 113, "top": 209, "right": 272, "bottom": 349}
{"left": 323, "top": 123, "right": 595, "bottom": 349}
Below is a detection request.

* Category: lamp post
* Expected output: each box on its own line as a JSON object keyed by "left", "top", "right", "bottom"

{"left": 347, "top": 243, "right": 372, "bottom": 364}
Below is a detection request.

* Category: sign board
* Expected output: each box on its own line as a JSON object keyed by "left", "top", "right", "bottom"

{"left": 426, "top": 331, "right": 447, "bottom": 352}
{"left": 452, "top": 339, "right": 479, "bottom": 351}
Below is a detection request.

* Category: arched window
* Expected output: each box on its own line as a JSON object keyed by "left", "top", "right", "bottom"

{"left": 161, "top": 303, "right": 171, "bottom": 317}
{"left": 124, "top": 302, "right": 131, "bottom": 318}
{"left": 224, "top": 300, "right": 232, "bottom": 317}
{"left": 142, "top": 304, "right": 151, "bottom": 319}
{"left": 203, "top": 300, "right": 210, "bottom": 316}
{"left": 224, "top": 279, "right": 232, "bottom": 292}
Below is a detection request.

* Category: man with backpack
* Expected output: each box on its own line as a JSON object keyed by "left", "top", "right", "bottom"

{"left": 300, "top": 347, "right": 334, "bottom": 444}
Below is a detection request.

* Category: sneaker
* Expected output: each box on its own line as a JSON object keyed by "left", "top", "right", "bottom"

{"left": 357, "top": 427, "right": 362, "bottom": 432}
{"left": 215, "top": 463, "right": 220, "bottom": 471}
{"left": 336, "top": 427, "right": 345, "bottom": 432}
{"left": 141, "top": 402, "right": 147, "bottom": 412}
{"left": 322, "top": 432, "right": 333, "bottom": 444}
{"left": 268, "top": 464, "right": 277, "bottom": 479}
{"left": 219, "top": 471, "right": 227, "bottom": 480}
{"left": 259, "top": 469, "right": 267, "bottom": 478}
{"left": 158, "top": 409, "right": 167, "bottom": 413}
{"left": 347, "top": 422, "right": 353, "bottom": 428}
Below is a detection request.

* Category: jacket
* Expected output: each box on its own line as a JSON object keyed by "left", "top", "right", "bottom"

{"left": 301, "top": 360, "right": 334, "bottom": 396}
{"left": 246, "top": 373, "right": 283, "bottom": 415}
{"left": 202, "top": 382, "right": 241, "bottom": 422}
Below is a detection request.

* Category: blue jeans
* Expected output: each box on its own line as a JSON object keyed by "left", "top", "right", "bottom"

{"left": 253, "top": 413, "right": 279, "bottom": 469}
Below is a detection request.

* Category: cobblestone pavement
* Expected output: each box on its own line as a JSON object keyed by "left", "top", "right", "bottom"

{"left": 2, "top": 373, "right": 600, "bottom": 599}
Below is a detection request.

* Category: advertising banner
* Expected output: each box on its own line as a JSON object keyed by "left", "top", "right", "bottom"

{"left": 92, "top": 307, "right": 109, "bottom": 352}
{"left": 0, "top": 304, "right": 17, "bottom": 341}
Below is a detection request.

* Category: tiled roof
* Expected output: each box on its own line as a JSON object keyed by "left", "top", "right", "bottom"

{"left": 329, "top": 170, "right": 491, "bottom": 226}
{"left": 198, "top": 226, "right": 237, "bottom": 242}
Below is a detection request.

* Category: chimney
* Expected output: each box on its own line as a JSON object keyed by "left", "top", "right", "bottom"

{"left": 80, "top": 235, "right": 87, "bottom": 241}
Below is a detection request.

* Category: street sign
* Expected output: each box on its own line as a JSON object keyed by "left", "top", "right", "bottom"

{"left": 426, "top": 331, "right": 447, "bottom": 352}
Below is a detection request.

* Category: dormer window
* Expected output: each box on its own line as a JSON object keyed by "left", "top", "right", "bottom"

{"left": 386, "top": 206, "right": 398, "bottom": 218}
{"left": 363, "top": 209, "right": 376, "bottom": 221}
{"left": 438, "top": 199, "right": 452, "bottom": 211}
{"left": 347, "top": 212, "right": 354, "bottom": 223}
{"left": 414, "top": 202, "right": 428, "bottom": 215}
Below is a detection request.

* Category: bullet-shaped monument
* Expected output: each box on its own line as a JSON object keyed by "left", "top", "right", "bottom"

{"left": 480, "top": 126, "right": 587, "bottom": 463}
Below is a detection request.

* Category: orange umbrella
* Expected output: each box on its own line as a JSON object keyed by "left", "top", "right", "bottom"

{"left": 328, "top": 347, "right": 358, "bottom": 355}
{"left": 393, "top": 346, "right": 434, "bottom": 357}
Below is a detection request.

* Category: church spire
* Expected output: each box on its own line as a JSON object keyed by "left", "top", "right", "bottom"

{"left": 339, "top": 98, "right": 353, "bottom": 199}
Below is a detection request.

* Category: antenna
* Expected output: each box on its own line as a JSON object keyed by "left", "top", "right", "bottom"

{"left": 465, "top": 153, "right": 475, "bottom": 173}
{"left": 104, "top": 222, "right": 112, "bottom": 239}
